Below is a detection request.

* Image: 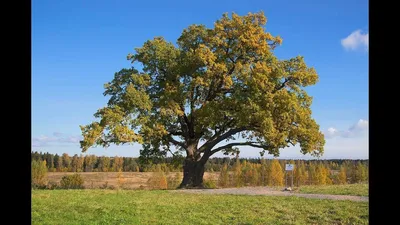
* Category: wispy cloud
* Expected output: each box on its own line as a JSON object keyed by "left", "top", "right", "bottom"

{"left": 32, "top": 132, "right": 82, "bottom": 147}
{"left": 53, "top": 132, "right": 64, "bottom": 137}
{"left": 341, "top": 29, "right": 369, "bottom": 51}
{"left": 325, "top": 119, "right": 368, "bottom": 139}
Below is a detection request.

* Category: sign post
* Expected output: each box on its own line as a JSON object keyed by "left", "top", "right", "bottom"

{"left": 285, "top": 164, "right": 294, "bottom": 189}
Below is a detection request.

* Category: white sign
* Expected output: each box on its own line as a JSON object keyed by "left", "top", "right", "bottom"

{"left": 285, "top": 164, "right": 294, "bottom": 171}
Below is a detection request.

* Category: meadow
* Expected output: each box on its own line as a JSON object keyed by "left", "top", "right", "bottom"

{"left": 46, "top": 172, "right": 368, "bottom": 196}
{"left": 297, "top": 183, "right": 368, "bottom": 197}
{"left": 32, "top": 189, "right": 368, "bottom": 225}
{"left": 34, "top": 159, "right": 369, "bottom": 224}
{"left": 47, "top": 172, "right": 220, "bottom": 189}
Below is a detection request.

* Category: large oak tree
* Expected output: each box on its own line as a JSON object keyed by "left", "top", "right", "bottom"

{"left": 80, "top": 12, "right": 325, "bottom": 188}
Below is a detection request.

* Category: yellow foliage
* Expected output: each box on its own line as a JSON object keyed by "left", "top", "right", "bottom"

{"left": 338, "top": 166, "right": 347, "bottom": 184}
{"left": 269, "top": 159, "right": 284, "bottom": 186}
{"left": 147, "top": 171, "right": 168, "bottom": 190}
{"left": 79, "top": 11, "right": 325, "bottom": 177}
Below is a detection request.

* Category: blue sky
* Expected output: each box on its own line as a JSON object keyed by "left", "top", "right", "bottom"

{"left": 32, "top": 0, "right": 368, "bottom": 159}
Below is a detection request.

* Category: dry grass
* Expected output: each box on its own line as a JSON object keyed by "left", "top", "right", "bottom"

{"left": 47, "top": 172, "right": 220, "bottom": 189}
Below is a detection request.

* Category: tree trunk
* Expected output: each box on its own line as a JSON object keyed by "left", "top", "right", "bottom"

{"left": 179, "top": 158, "right": 205, "bottom": 188}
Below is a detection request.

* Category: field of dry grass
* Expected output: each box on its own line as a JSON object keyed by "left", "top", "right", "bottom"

{"left": 47, "top": 172, "right": 220, "bottom": 189}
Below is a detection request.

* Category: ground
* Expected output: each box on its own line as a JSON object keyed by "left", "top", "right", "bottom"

{"left": 174, "top": 187, "right": 368, "bottom": 202}
{"left": 32, "top": 189, "right": 368, "bottom": 225}
{"left": 36, "top": 172, "right": 369, "bottom": 224}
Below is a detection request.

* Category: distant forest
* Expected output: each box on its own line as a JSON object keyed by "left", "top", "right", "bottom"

{"left": 31, "top": 151, "right": 368, "bottom": 173}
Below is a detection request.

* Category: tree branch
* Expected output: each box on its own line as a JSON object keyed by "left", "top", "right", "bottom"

{"left": 178, "top": 116, "right": 189, "bottom": 139}
{"left": 180, "top": 104, "right": 194, "bottom": 138}
{"left": 208, "top": 118, "right": 235, "bottom": 142}
{"left": 167, "top": 149, "right": 176, "bottom": 157}
{"left": 170, "top": 131, "right": 183, "bottom": 136}
{"left": 210, "top": 142, "right": 268, "bottom": 155}
{"left": 198, "top": 126, "right": 247, "bottom": 153}
{"left": 274, "top": 78, "right": 291, "bottom": 93}
{"left": 167, "top": 136, "right": 186, "bottom": 148}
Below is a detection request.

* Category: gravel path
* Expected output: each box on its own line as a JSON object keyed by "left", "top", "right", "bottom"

{"left": 172, "top": 187, "right": 368, "bottom": 202}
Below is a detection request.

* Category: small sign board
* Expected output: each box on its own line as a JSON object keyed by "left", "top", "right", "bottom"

{"left": 285, "top": 164, "right": 294, "bottom": 171}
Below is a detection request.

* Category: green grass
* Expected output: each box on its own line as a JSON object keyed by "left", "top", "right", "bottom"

{"left": 32, "top": 189, "right": 368, "bottom": 225}
{"left": 298, "top": 183, "right": 368, "bottom": 197}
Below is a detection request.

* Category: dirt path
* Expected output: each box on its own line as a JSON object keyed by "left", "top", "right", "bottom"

{"left": 172, "top": 187, "right": 368, "bottom": 202}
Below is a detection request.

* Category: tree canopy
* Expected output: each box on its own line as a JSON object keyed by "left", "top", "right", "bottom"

{"left": 80, "top": 11, "right": 325, "bottom": 169}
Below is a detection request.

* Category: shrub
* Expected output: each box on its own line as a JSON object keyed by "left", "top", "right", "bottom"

{"left": 46, "top": 181, "right": 59, "bottom": 190}
{"left": 337, "top": 166, "right": 347, "bottom": 184}
{"left": 32, "top": 160, "right": 48, "bottom": 189}
{"left": 233, "top": 160, "right": 243, "bottom": 187}
{"left": 203, "top": 179, "right": 217, "bottom": 189}
{"left": 147, "top": 171, "right": 168, "bottom": 190}
{"left": 218, "top": 163, "right": 230, "bottom": 188}
{"left": 167, "top": 172, "right": 182, "bottom": 189}
{"left": 101, "top": 181, "right": 109, "bottom": 189}
{"left": 351, "top": 162, "right": 368, "bottom": 183}
{"left": 116, "top": 169, "right": 126, "bottom": 189}
{"left": 60, "top": 173, "right": 85, "bottom": 189}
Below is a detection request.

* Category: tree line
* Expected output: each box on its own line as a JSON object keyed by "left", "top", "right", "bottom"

{"left": 32, "top": 151, "right": 368, "bottom": 185}
{"left": 217, "top": 158, "right": 368, "bottom": 187}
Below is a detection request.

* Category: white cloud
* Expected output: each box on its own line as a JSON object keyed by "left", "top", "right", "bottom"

{"left": 325, "top": 127, "right": 339, "bottom": 138}
{"left": 211, "top": 135, "right": 368, "bottom": 159}
{"left": 341, "top": 29, "right": 369, "bottom": 51}
{"left": 324, "top": 119, "right": 368, "bottom": 139}
{"left": 32, "top": 133, "right": 82, "bottom": 147}
{"left": 349, "top": 119, "right": 368, "bottom": 131}
{"left": 33, "top": 121, "right": 369, "bottom": 159}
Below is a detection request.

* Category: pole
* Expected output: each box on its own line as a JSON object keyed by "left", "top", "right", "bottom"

{"left": 291, "top": 170, "right": 293, "bottom": 188}
{"left": 285, "top": 170, "right": 287, "bottom": 187}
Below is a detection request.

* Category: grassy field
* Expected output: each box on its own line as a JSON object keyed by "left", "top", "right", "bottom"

{"left": 47, "top": 172, "right": 219, "bottom": 189}
{"left": 297, "top": 183, "right": 368, "bottom": 196}
{"left": 48, "top": 172, "right": 369, "bottom": 197}
{"left": 32, "top": 189, "right": 368, "bottom": 225}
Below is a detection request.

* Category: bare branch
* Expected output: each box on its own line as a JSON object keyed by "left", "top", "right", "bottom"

{"left": 168, "top": 136, "right": 186, "bottom": 148}
{"left": 198, "top": 126, "right": 247, "bottom": 152}
{"left": 274, "top": 78, "right": 291, "bottom": 93}
{"left": 210, "top": 142, "right": 268, "bottom": 155}
{"left": 170, "top": 131, "right": 183, "bottom": 136}
{"left": 168, "top": 149, "right": 176, "bottom": 157}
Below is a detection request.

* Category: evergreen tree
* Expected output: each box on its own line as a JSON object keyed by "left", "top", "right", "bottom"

{"left": 53, "top": 154, "right": 59, "bottom": 170}
{"left": 46, "top": 153, "right": 54, "bottom": 170}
